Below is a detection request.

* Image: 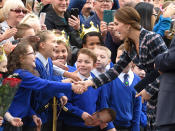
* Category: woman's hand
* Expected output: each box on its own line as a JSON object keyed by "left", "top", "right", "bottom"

{"left": 68, "top": 15, "right": 80, "bottom": 31}
{"left": 100, "top": 21, "right": 108, "bottom": 38}
{"left": 2, "top": 28, "right": 17, "bottom": 40}
{"left": 136, "top": 89, "right": 151, "bottom": 103}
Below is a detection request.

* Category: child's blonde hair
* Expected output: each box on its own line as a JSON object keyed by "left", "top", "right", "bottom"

{"left": 94, "top": 46, "right": 111, "bottom": 59}
{"left": 20, "top": 13, "right": 40, "bottom": 33}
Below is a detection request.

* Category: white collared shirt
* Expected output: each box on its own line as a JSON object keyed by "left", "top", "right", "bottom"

{"left": 77, "top": 72, "right": 92, "bottom": 81}
{"left": 36, "top": 52, "right": 64, "bottom": 76}
{"left": 118, "top": 69, "right": 134, "bottom": 86}
{"left": 36, "top": 52, "right": 48, "bottom": 68}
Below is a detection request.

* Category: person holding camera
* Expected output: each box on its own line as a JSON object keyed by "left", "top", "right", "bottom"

{"left": 40, "top": 0, "right": 82, "bottom": 50}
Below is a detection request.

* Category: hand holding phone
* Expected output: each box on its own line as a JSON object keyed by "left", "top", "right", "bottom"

{"left": 70, "top": 8, "right": 79, "bottom": 18}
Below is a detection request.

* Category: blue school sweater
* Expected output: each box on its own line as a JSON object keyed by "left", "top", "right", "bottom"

{"left": 63, "top": 73, "right": 102, "bottom": 128}
{"left": 102, "top": 73, "right": 142, "bottom": 131}
{"left": 24, "top": 57, "right": 65, "bottom": 126}
{"left": 8, "top": 69, "right": 72, "bottom": 119}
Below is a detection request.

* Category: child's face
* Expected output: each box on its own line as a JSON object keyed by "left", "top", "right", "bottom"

{"left": 95, "top": 48, "right": 110, "bottom": 71}
{"left": 21, "top": 45, "right": 36, "bottom": 68}
{"left": 52, "top": 44, "right": 68, "bottom": 65}
{"left": 77, "top": 53, "right": 94, "bottom": 77}
{"left": 0, "top": 60, "right": 7, "bottom": 72}
{"left": 83, "top": 36, "right": 101, "bottom": 50}
{"left": 41, "top": 33, "right": 57, "bottom": 58}
{"left": 132, "top": 65, "right": 145, "bottom": 79}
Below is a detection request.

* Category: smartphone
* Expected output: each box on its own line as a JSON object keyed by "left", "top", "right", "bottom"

{"left": 39, "top": 12, "right": 46, "bottom": 25}
{"left": 70, "top": 8, "right": 79, "bottom": 18}
{"left": 103, "top": 10, "right": 116, "bottom": 24}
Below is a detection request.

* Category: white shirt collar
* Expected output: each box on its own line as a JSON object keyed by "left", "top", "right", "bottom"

{"left": 118, "top": 69, "right": 134, "bottom": 86}
{"left": 91, "top": 69, "right": 102, "bottom": 77}
{"left": 36, "top": 52, "right": 48, "bottom": 67}
{"left": 77, "top": 72, "right": 92, "bottom": 81}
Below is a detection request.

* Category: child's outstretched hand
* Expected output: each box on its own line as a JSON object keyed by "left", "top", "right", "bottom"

{"left": 32, "top": 115, "right": 42, "bottom": 128}
{"left": 10, "top": 117, "right": 23, "bottom": 127}
{"left": 64, "top": 70, "right": 81, "bottom": 82}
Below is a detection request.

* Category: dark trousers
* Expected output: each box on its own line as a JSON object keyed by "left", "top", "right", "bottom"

{"left": 62, "top": 124, "right": 99, "bottom": 131}
{"left": 22, "top": 126, "right": 36, "bottom": 131}
{"left": 41, "top": 122, "right": 52, "bottom": 131}
{"left": 115, "top": 125, "right": 131, "bottom": 131}
{"left": 3, "top": 122, "right": 22, "bottom": 131}
{"left": 159, "top": 124, "right": 175, "bottom": 131}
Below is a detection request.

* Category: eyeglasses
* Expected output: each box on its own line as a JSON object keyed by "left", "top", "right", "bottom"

{"left": 26, "top": 52, "right": 35, "bottom": 56}
{"left": 152, "top": 13, "right": 158, "bottom": 17}
{"left": 10, "top": 9, "right": 28, "bottom": 14}
{"left": 96, "top": 0, "right": 113, "bottom": 3}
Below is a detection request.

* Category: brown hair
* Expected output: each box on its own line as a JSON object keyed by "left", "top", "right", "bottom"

{"left": 14, "top": 24, "right": 33, "bottom": 39}
{"left": 156, "top": 1, "right": 173, "bottom": 22}
{"left": 115, "top": 7, "right": 141, "bottom": 52}
{"left": 77, "top": 48, "right": 97, "bottom": 64}
{"left": 7, "top": 42, "right": 31, "bottom": 74}
{"left": 94, "top": 45, "right": 111, "bottom": 59}
{"left": 98, "top": 108, "right": 116, "bottom": 122}
{"left": 35, "top": 30, "right": 54, "bottom": 51}
{"left": 8, "top": 37, "right": 40, "bottom": 75}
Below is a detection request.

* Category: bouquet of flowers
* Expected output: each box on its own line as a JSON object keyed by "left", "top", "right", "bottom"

{"left": 0, "top": 73, "right": 21, "bottom": 116}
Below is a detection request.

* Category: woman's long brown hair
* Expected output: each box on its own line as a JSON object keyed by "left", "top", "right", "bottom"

{"left": 115, "top": 7, "right": 141, "bottom": 52}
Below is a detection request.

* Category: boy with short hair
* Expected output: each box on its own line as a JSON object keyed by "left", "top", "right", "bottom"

{"left": 92, "top": 46, "right": 112, "bottom": 76}
{"left": 62, "top": 48, "right": 105, "bottom": 131}
{"left": 101, "top": 44, "right": 142, "bottom": 131}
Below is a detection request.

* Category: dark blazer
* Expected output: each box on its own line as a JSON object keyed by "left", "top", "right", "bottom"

{"left": 155, "top": 36, "right": 175, "bottom": 126}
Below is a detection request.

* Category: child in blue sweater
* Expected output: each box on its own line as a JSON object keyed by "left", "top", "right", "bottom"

{"left": 3, "top": 42, "right": 83, "bottom": 131}
{"left": 101, "top": 44, "right": 142, "bottom": 131}
{"left": 62, "top": 48, "right": 104, "bottom": 131}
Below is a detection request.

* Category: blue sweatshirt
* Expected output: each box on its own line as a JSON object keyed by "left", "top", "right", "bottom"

{"left": 153, "top": 15, "right": 171, "bottom": 37}
{"left": 8, "top": 69, "right": 72, "bottom": 119}
{"left": 101, "top": 73, "right": 142, "bottom": 131}
{"left": 63, "top": 73, "right": 103, "bottom": 128}
{"left": 23, "top": 57, "right": 65, "bottom": 126}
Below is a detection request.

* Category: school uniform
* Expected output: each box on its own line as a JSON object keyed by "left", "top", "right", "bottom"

{"left": 3, "top": 69, "right": 72, "bottom": 131}
{"left": 23, "top": 53, "right": 65, "bottom": 130}
{"left": 62, "top": 72, "right": 102, "bottom": 131}
{"left": 92, "top": 28, "right": 167, "bottom": 130}
{"left": 102, "top": 70, "right": 142, "bottom": 131}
